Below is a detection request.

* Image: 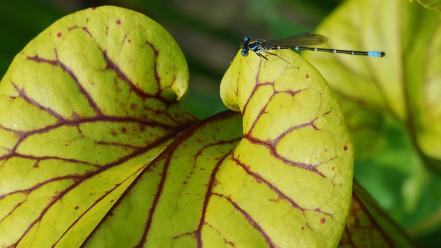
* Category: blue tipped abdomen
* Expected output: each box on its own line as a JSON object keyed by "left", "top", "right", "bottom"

{"left": 367, "top": 51, "right": 384, "bottom": 57}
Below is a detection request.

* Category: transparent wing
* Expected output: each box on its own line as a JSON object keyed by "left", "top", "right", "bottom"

{"left": 262, "top": 33, "right": 328, "bottom": 48}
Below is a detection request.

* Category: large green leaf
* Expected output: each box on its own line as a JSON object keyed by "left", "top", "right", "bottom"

{"left": 0, "top": 6, "right": 353, "bottom": 247}
{"left": 0, "top": 6, "right": 194, "bottom": 246}
{"left": 303, "top": 0, "right": 441, "bottom": 237}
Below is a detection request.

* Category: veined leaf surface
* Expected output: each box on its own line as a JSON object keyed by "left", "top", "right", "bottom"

{"left": 0, "top": 6, "right": 353, "bottom": 247}
{"left": 219, "top": 49, "right": 353, "bottom": 247}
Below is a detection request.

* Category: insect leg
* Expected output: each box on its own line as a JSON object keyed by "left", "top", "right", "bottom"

{"left": 256, "top": 52, "right": 268, "bottom": 60}
{"left": 263, "top": 51, "right": 299, "bottom": 70}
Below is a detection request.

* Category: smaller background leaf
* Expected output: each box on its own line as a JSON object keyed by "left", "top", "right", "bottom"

{"left": 303, "top": 0, "right": 441, "bottom": 242}
{"left": 339, "top": 181, "right": 415, "bottom": 248}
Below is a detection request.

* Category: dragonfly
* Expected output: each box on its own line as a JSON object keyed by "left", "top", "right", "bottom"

{"left": 241, "top": 33, "right": 385, "bottom": 60}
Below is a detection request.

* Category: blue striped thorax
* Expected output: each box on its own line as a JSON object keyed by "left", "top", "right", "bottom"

{"left": 249, "top": 41, "right": 260, "bottom": 52}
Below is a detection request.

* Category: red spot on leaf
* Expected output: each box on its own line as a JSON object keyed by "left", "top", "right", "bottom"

{"left": 111, "top": 130, "right": 118, "bottom": 136}
{"left": 332, "top": 166, "right": 336, "bottom": 170}
{"left": 320, "top": 218, "right": 326, "bottom": 224}
{"left": 57, "top": 32, "right": 62, "bottom": 38}
{"left": 121, "top": 127, "right": 127, "bottom": 133}
{"left": 71, "top": 112, "right": 81, "bottom": 120}
{"left": 343, "top": 144, "right": 348, "bottom": 151}
{"left": 74, "top": 206, "right": 79, "bottom": 210}
{"left": 128, "top": 39, "right": 132, "bottom": 43}
{"left": 51, "top": 193, "right": 60, "bottom": 200}
{"left": 130, "top": 103, "right": 137, "bottom": 110}
{"left": 116, "top": 19, "right": 122, "bottom": 25}
{"left": 212, "top": 180, "right": 220, "bottom": 187}
{"left": 33, "top": 161, "right": 40, "bottom": 168}
{"left": 305, "top": 74, "right": 309, "bottom": 79}
{"left": 301, "top": 226, "right": 305, "bottom": 230}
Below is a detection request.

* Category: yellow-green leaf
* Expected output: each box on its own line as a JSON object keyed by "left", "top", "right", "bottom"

{"left": 219, "top": 49, "right": 353, "bottom": 247}
{"left": 303, "top": 0, "right": 441, "bottom": 172}
{"left": 68, "top": 111, "right": 242, "bottom": 247}
{"left": 0, "top": 5, "right": 353, "bottom": 248}
{"left": 0, "top": 6, "right": 195, "bottom": 247}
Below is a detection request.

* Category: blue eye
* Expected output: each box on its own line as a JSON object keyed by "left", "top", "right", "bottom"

{"left": 241, "top": 36, "right": 251, "bottom": 57}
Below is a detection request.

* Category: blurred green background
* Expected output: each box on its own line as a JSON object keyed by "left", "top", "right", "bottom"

{"left": 1, "top": 0, "right": 441, "bottom": 247}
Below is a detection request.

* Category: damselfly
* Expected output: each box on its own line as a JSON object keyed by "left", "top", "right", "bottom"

{"left": 241, "top": 33, "right": 385, "bottom": 60}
